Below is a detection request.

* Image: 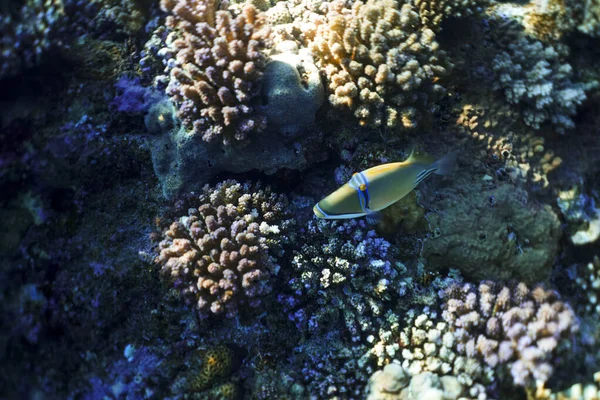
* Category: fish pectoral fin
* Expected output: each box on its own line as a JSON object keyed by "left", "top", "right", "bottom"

{"left": 365, "top": 210, "right": 382, "bottom": 225}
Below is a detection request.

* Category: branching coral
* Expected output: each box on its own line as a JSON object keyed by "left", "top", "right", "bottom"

{"left": 441, "top": 281, "right": 579, "bottom": 388}
{"left": 412, "top": 0, "right": 489, "bottom": 32}
{"left": 307, "top": 0, "right": 451, "bottom": 129}
{"left": 157, "top": 0, "right": 271, "bottom": 145}
{"left": 575, "top": 256, "right": 600, "bottom": 315}
{"left": 365, "top": 281, "right": 579, "bottom": 398}
{"left": 577, "top": 0, "right": 600, "bottom": 37}
{"left": 155, "top": 180, "right": 294, "bottom": 318}
{"left": 0, "top": 0, "right": 64, "bottom": 79}
{"left": 278, "top": 219, "right": 407, "bottom": 341}
{"left": 492, "top": 37, "right": 594, "bottom": 133}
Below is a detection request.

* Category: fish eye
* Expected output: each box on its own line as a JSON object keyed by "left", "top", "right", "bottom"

{"left": 359, "top": 183, "right": 367, "bottom": 191}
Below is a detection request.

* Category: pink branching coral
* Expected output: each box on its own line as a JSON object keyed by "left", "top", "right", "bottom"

{"left": 441, "top": 281, "right": 579, "bottom": 387}
{"left": 154, "top": 180, "right": 293, "bottom": 318}
{"left": 158, "top": 0, "right": 271, "bottom": 145}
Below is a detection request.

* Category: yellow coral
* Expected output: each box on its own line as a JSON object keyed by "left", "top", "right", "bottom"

{"left": 189, "top": 345, "right": 235, "bottom": 392}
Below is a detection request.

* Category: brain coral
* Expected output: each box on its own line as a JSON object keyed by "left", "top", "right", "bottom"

{"left": 308, "top": 0, "right": 451, "bottom": 129}
{"left": 155, "top": 180, "right": 294, "bottom": 318}
{"left": 422, "top": 182, "right": 561, "bottom": 283}
{"left": 157, "top": 0, "right": 271, "bottom": 145}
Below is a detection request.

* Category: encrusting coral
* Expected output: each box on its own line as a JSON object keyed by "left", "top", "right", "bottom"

{"left": 307, "top": 0, "right": 451, "bottom": 129}
{"left": 261, "top": 41, "right": 324, "bottom": 135}
{"left": 154, "top": 180, "right": 294, "bottom": 318}
{"left": 157, "top": 0, "right": 271, "bottom": 145}
{"left": 422, "top": 182, "right": 561, "bottom": 284}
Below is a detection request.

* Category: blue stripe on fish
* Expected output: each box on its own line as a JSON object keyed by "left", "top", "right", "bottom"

{"left": 349, "top": 172, "right": 371, "bottom": 213}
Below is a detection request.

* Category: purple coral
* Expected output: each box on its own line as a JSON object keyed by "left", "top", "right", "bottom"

{"left": 441, "top": 281, "right": 579, "bottom": 387}
{"left": 156, "top": 0, "right": 270, "bottom": 145}
{"left": 155, "top": 180, "right": 293, "bottom": 318}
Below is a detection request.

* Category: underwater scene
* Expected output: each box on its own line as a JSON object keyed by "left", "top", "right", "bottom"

{"left": 1, "top": 0, "right": 600, "bottom": 399}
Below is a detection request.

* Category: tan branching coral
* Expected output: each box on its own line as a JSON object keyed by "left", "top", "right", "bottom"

{"left": 308, "top": 0, "right": 451, "bottom": 129}
{"left": 155, "top": 180, "right": 293, "bottom": 318}
{"left": 413, "top": 0, "right": 489, "bottom": 32}
{"left": 158, "top": 0, "right": 271, "bottom": 145}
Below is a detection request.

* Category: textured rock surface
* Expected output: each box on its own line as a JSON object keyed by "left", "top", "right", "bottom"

{"left": 145, "top": 99, "right": 311, "bottom": 198}
{"left": 423, "top": 183, "right": 561, "bottom": 283}
{"left": 261, "top": 45, "right": 324, "bottom": 135}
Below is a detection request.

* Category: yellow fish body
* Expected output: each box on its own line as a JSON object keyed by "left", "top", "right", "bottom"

{"left": 313, "top": 150, "right": 457, "bottom": 221}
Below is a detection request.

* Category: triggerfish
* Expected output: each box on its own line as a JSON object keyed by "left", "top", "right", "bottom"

{"left": 313, "top": 150, "right": 458, "bottom": 223}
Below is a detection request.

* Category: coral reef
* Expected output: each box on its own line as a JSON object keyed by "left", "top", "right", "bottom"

{"left": 557, "top": 186, "right": 600, "bottom": 246}
{"left": 364, "top": 281, "right": 579, "bottom": 398}
{"left": 413, "top": 0, "right": 489, "bottom": 32}
{"left": 187, "top": 345, "right": 237, "bottom": 392}
{"left": 492, "top": 37, "right": 595, "bottom": 134}
{"left": 0, "top": 0, "right": 64, "bottom": 79}
{"left": 261, "top": 41, "right": 324, "bottom": 135}
{"left": 577, "top": 0, "right": 600, "bottom": 37}
{"left": 422, "top": 182, "right": 561, "bottom": 283}
{"left": 144, "top": 98, "right": 318, "bottom": 198}
{"left": 156, "top": 0, "right": 271, "bottom": 145}
{"left": 441, "top": 281, "right": 579, "bottom": 388}
{"left": 278, "top": 219, "right": 406, "bottom": 341}
{"left": 307, "top": 0, "right": 451, "bottom": 129}
{"left": 575, "top": 256, "right": 600, "bottom": 315}
{"left": 365, "top": 308, "right": 490, "bottom": 398}
{"left": 155, "top": 180, "right": 294, "bottom": 318}
{"left": 366, "top": 363, "right": 465, "bottom": 400}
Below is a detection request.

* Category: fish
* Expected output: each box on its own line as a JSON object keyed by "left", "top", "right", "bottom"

{"left": 313, "top": 150, "right": 457, "bottom": 223}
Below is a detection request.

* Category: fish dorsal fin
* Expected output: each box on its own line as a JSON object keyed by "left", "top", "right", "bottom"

{"left": 406, "top": 149, "right": 435, "bottom": 165}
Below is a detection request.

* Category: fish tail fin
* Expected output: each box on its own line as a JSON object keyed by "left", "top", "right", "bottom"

{"left": 432, "top": 151, "right": 458, "bottom": 176}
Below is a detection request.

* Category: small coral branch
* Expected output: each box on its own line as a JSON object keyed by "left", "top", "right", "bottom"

{"left": 308, "top": 0, "right": 451, "bottom": 129}
{"left": 158, "top": 0, "right": 271, "bottom": 145}
{"left": 154, "top": 180, "right": 293, "bottom": 318}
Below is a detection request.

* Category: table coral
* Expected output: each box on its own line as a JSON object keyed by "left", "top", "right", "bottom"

{"left": 0, "top": 0, "right": 64, "bottom": 79}
{"left": 154, "top": 180, "right": 294, "bottom": 318}
{"left": 307, "top": 0, "right": 451, "bottom": 129}
{"left": 422, "top": 182, "right": 561, "bottom": 283}
{"left": 157, "top": 0, "right": 271, "bottom": 145}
